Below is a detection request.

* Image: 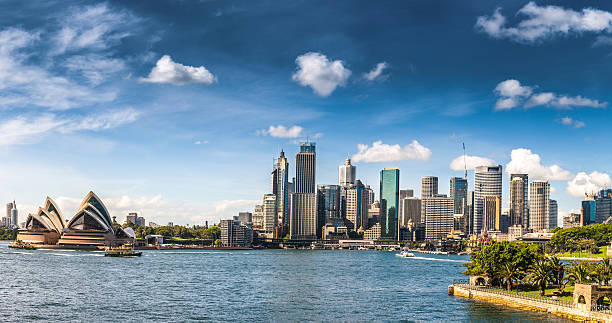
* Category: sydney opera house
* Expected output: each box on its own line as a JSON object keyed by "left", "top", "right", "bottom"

{"left": 17, "top": 191, "right": 134, "bottom": 249}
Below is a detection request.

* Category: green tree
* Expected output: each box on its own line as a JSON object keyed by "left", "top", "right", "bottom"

{"left": 567, "top": 261, "right": 593, "bottom": 284}
{"left": 524, "top": 258, "right": 553, "bottom": 296}
{"left": 499, "top": 260, "right": 524, "bottom": 291}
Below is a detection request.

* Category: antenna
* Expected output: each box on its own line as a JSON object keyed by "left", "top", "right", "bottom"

{"left": 462, "top": 142, "right": 467, "bottom": 179}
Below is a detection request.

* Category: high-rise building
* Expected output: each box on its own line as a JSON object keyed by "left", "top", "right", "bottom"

{"left": 290, "top": 142, "right": 317, "bottom": 239}
{"left": 509, "top": 175, "right": 528, "bottom": 228}
{"left": 474, "top": 165, "right": 502, "bottom": 235}
{"left": 271, "top": 150, "right": 289, "bottom": 233}
{"left": 252, "top": 205, "right": 264, "bottom": 230}
{"left": 529, "top": 180, "right": 550, "bottom": 231}
{"left": 262, "top": 194, "right": 277, "bottom": 238}
{"left": 220, "top": 219, "right": 253, "bottom": 247}
{"left": 126, "top": 212, "right": 145, "bottom": 226}
{"left": 380, "top": 168, "right": 400, "bottom": 240}
{"left": 238, "top": 212, "right": 252, "bottom": 224}
{"left": 317, "top": 184, "right": 341, "bottom": 232}
{"left": 400, "top": 189, "right": 414, "bottom": 199}
{"left": 450, "top": 177, "right": 468, "bottom": 214}
{"left": 581, "top": 196, "right": 596, "bottom": 226}
{"left": 399, "top": 197, "right": 421, "bottom": 227}
{"left": 596, "top": 189, "right": 612, "bottom": 223}
{"left": 483, "top": 196, "right": 501, "bottom": 232}
{"left": 360, "top": 184, "right": 373, "bottom": 230}
{"left": 420, "top": 176, "right": 438, "bottom": 199}
{"left": 10, "top": 202, "right": 18, "bottom": 228}
{"left": 465, "top": 191, "right": 475, "bottom": 234}
{"left": 338, "top": 158, "right": 356, "bottom": 187}
{"left": 423, "top": 194, "right": 454, "bottom": 240}
{"left": 563, "top": 213, "right": 581, "bottom": 228}
{"left": 550, "top": 199, "right": 558, "bottom": 229}
{"left": 343, "top": 181, "right": 368, "bottom": 231}
{"left": 5, "top": 201, "right": 15, "bottom": 227}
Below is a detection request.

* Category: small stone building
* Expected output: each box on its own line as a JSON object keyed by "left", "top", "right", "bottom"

{"left": 469, "top": 275, "right": 490, "bottom": 286}
{"left": 573, "top": 284, "right": 612, "bottom": 311}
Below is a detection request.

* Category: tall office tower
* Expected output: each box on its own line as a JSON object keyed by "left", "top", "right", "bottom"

{"left": 290, "top": 142, "right": 317, "bottom": 239}
{"left": 338, "top": 158, "right": 356, "bottom": 187}
{"left": 317, "top": 184, "right": 341, "bottom": 227}
{"left": 420, "top": 176, "right": 438, "bottom": 199}
{"left": 262, "top": 194, "right": 277, "bottom": 238}
{"left": 5, "top": 201, "right": 14, "bottom": 227}
{"left": 380, "top": 168, "right": 400, "bottom": 240}
{"left": 474, "top": 165, "right": 502, "bottom": 235}
{"left": 596, "top": 189, "right": 612, "bottom": 223}
{"left": 10, "top": 202, "right": 17, "bottom": 228}
{"left": 510, "top": 174, "right": 529, "bottom": 228}
{"left": 465, "top": 191, "right": 474, "bottom": 234}
{"left": 423, "top": 194, "right": 454, "bottom": 240}
{"left": 581, "top": 195, "right": 596, "bottom": 226}
{"left": 360, "top": 184, "right": 373, "bottom": 230}
{"left": 271, "top": 150, "right": 289, "bottom": 232}
{"left": 252, "top": 205, "right": 264, "bottom": 229}
{"left": 400, "top": 189, "right": 414, "bottom": 199}
{"left": 399, "top": 197, "right": 421, "bottom": 228}
{"left": 344, "top": 181, "right": 367, "bottom": 231}
{"left": 550, "top": 200, "right": 558, "bottom": 229}
{"left": 529, "top": 180, "right": 550, "bottom": 231}
{"left": 450, "top": 177, "right": 468, "bottom": 214}
{"left": 483, "top": 196, "right": 501, "bottom": 232}
{"left": 238, "top": 212, "right": 253, "bottom": 224}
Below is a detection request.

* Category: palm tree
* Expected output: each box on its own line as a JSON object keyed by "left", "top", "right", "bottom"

{"left": 525, "top": 258, "right": 553, "bottom": 296}
{"left": 594, "top": 258, "right": 612, "bottom": 285}
{"left": 500, "top": 260, "right": 523, "bottom": 291}
{"left": 567, "top": 261, "right": 592, "bottom": 284}
{"left": 549, "top": 256, "right": 564, "bottom": 286}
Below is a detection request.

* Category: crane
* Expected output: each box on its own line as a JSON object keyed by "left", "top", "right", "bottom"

{"left": 462, "top": 142, "right": 467, "bottom": 179}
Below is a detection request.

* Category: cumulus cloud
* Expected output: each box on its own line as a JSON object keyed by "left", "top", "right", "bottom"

{"left": 476, "top": 2, "right": 612, "bottom": 43}
{"left": 505, "top": 148, "right": 572, "bottom": 180}
{"left": 140, "top": 55, "right": 217, "bottom": 85}
{"left": 566, "top": 171, "right": 612, "bottom": 197}
{"left": 493, "top": 79, "right": 606, "bottom": 110}
{"left": 363, "top": 62, "right": 389, "bottom": 81}
{"left": 292, "top": 52, "right": 351, "bottom": 97}
{"left": 257, "top": 125, "right": 304, "bottom": 138}
{"left": 560, "top": 117, "right": 585, "bottom": 128}
{"left": 449, "top": 155, "right": 496, "bottom": 171}
{"left": 352, "top": 140, "right": 431, "bottom": 163}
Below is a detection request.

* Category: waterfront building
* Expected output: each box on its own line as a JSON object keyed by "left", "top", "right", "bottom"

{"left": 581, "top": 197, "right": 596, "bottom": 226}
{"left": 338, "top": 158, "right": 356, "bottom": 187}
{"left": 423, "top": 194, "right": 454, "bottom": 240}
{"left": 363, "top": 222, "right": 381, "bottom": 241}
{"left": 238, "top": 212, "right": 252, "bottom": 225}
{"left": 126, "top": 212, "right": 145, "bottom": 226}
{"left": 317, "top": 184, "right": 342, "bottom": 235}
{"left": 529, "top": 180, "right": 550, "bottom": 231}
{"left": 474, "top": 165, "right": 502, "bottom": 235}
{"left": 220, "top": 219, "right": 253, "bottom": 247}
{"left": 290, "top": 142, "right": 317, "bottom": 240}
{"left": 509, "top": 174, "right": 529, "bottom": 229}
{"left": 399, "top": 197, "right": 421, "bottom": 227}
{"left": 380, "top": 168, "right": 400, "bottom": 240}
{"left": 450, "top": 177, "right": 468, "bottom": 214}
{"left": 563, "top": 213, "right": 582, "bottom": 228}
{"left": 420, "top": 176, "right": 438, "bottom": 199}
{"left": 262, "top": 194, "right": 277, "bottom": 238}
{"left": 483, "top": 196, "right": 501, "bottom": 232}
{"left": 596, "top": 189, "right": 612, "bottom": 223}
{"left": 252, "top": 205, "right": 264, "bottom": 230}
{"left": 550, "top": 199, "right": 558, "bottom": 229}
{"left": 271, "top": 150, "right": 289, "bottom": 234}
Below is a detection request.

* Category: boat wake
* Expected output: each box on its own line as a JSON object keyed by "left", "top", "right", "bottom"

{"left": 401, "top": 255, "right": 466, "bottom": 263}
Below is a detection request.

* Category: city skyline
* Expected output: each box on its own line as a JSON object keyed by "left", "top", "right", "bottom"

{"left": 2, "top": 1, "right": 612, "bottom": 226}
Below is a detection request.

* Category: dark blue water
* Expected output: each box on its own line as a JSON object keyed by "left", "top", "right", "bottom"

{"left": 0, "top": 242, "right": 573, "bottom": 322}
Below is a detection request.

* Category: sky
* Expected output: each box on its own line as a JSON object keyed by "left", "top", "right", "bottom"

{"left": 2, "top": 0, "right": 612, "bottom": 226}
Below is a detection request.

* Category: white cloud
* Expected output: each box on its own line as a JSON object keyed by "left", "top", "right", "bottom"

{"left": 0, "top": 115, "right": 67, "bottom": 146}
{"left": 292, "top": 52, "right": 351, "bottom": 97}
{"left": 195, "top": 140, "right": 209, "bottom": 145}
{"left": 352, "top": 140, "right": 431, "bottom": 163}
{"left": 566, "top": 171, "right": 612, "bottom": 197}
{"left": 449, "top": 155, "right": 496, "bottom": 171}
{"left": 476, "top": 2, "right": 612, "bottom": 43}
{"left": 140, "top": 55, "right": 217, "bottom": 85}
{"left": 493, "top": 79, "right": 607, "bottom": 110}
{"left": 65, "top": 108, "right": 140, "bottom": 132}
{"left": 257, "top": 125, "right": 304, "bottom": 138}
{"left": 64, "top": 54, "right": 126, "bottom": 85}
{"left": 363, "top": 62, "right": 389, "bottom": 81}
{"left": 560, "top": 117, "right": 585, "bottom": 128}
{"left": 505, "top": 148, "right": 572, "bottom": 180}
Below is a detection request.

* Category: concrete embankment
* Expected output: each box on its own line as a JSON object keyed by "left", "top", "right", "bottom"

{"left": 449, "top": 284, "right": 612, "bottom": 322}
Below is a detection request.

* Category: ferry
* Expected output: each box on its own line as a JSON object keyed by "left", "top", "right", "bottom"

{"left": 8, "top": 240, "right": 37, "bottom": 250}
{"left": 104, "top": 243, "right": 142, "bottom": 257}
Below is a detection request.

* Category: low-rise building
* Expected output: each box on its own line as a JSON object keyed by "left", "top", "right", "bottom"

{"left": 363, "top": 222, "right": 381, "bottom": 241}
{"left": 563, "top": 213, "right": 582, "bottom": 228}
{"left": 220, "top": 219, "right": 253, "bottom": 247}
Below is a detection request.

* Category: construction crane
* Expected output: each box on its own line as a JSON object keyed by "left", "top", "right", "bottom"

{"left": 462, "top": 142, "right": 467, "bottom": 179}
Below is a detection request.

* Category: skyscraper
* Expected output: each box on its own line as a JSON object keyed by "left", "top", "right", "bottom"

{"left": 529, "top": 180, "right": 550, "bottom": 231}
{"left": 483, "top": 196, "right": 501, "bottom": 232}
{"left": 338, "top": 158, "right": 356, "bottom": 187}
{"left": 474, "top": 165, "right": 502, "bottom": 234}
{"left": 6, "top": 201, "right": 15, "bottom": 227}
{"left": 380, "top": 168, "right": 400, "bottom": 240}
{"left": 399, "top": 197, "right": 421, "bottom": 227}
{"left": 344, "top": 181, "right": 368, "bottom": 231}
{"left": 550, "top": 199, "right": 558, "bottom": 229}
{"left": 10, "top": 202, "right": 17, "bottom": 228}
{"left": 595, "top": 189, "right": 612, "bottom": 223}
{"left": 423, "top": 194, "right": 454, "bottom": 240}
{"left": 509, "top": 175, "right": 528, "bottom": 228}
{"left": 400, "top": 189, "right": 414, "bottom": 199}
{"left": 317, "top": 184, "right": 342, "bottom": 235}
{"left": 271, "top": 150, "right": 289, "bottom": 233}
{"left": 450, "top": 177, "right": 468, "bottom": 214}
{"left": 420, "top": 176, "right": 438, "bottom": 199}
{"left": 262, "top": 194, "right": 277, "bottom": 238}
{"left": 581, "top": 196, "right": 596, "bottom": 225}
{"left": 290, "top": 142, "right": 317, "bottom": 239}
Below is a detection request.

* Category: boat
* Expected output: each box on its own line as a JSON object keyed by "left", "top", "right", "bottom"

{"left": 357, "top": 246, "right": 368, "bottom": 251}
{"left": 104, "top": 243, "right": 142, "bottom": 257}
{"left": 8, "top": 240, "right": 37, "bottom": 250}
{"left": 395, "top": 251, "right": 415, "bottom": 258}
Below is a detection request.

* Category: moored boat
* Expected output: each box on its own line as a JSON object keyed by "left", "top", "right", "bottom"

{"left": 9, "top": 240, "right": 37, "bottom": 250}
{"left": 104, "top": 243, "right": 142, "bottom": 257}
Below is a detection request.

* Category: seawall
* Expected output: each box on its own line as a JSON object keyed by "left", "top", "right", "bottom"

{"left": 450, "top": 284, "right": 612, "bottom": 322}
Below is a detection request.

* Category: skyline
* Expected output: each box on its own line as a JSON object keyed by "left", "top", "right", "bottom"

{"left": 2, "top": 1, "right": 612, "bottom": 225}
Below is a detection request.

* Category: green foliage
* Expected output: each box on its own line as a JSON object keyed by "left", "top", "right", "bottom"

{"left": 548, "top": 224, "right": 612, "bottom": 252}
{"left": 0, "top": 227, "right": 18, "bottom": 240}
{"left": 464, "top": 242, "right": 540, "bottom": 280}
{"left": 524, "top": 258, "right": 554, "bottom": 296}
{"left": 130, "top": 225, "right": 221, "bottom": 241}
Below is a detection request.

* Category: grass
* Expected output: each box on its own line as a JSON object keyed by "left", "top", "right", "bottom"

{"left": 554, "top": 246, "right": 607, "bottom": 259}
{"left": 487, "top": 284, "right": 575, "bottom": 303}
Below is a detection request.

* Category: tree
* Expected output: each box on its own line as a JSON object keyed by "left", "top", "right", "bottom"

{"left": 567, "top": 261, "right": 593, "bottom": 284}
{"left": 593, "top": 258, "right": 612, "bottom": 285}
{"left": 499, "top": 260, "right": 524, "bottom": 291}
{"left": 524, "top": 258, "right": 553, "bottom": 296}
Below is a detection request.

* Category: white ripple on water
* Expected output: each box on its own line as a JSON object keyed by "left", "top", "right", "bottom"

{"left": 399, "top": 255, "right": 467, "bottom": 263}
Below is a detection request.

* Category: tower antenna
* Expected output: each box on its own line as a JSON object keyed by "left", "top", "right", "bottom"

{"left": 462, "top": 142, "right": 467, "bottom": 179}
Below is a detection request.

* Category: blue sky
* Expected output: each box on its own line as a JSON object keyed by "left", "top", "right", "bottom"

{"left": 2, "top": 0, "right": 612, "bottom": 225}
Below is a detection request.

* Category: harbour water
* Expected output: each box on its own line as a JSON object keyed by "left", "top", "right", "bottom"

{"left": 0, "top": 242, "right": 573, "bottom": 322}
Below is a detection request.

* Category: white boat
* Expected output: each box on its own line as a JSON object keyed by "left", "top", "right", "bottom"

{"left": 395, "top": 251, "right": 415, "bottom": 258}
{"left": 357, "top": 246, "right": 368, "bottom": 250}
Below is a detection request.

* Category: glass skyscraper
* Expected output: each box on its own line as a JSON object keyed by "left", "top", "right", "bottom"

{"left": 450, "top": 177, "right": 467, "bottom": 214}
{"left": 380, "top": 168, "right": 399, "bottom": 240}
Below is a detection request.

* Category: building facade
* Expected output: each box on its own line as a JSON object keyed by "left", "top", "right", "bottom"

{"left": 380, "top": 168, "right": 400, "bottom": 240}
{"left": 271, "top": 150, "right": 289, "bottom": 234}
{"left": 550, "top": 199, "right": 558, "bottom": 229}
{"left": 262, "top": 194, "right": 277, "bottom": 238}
{"left": 399, "top": 197, "right": 421, "bottom": 227}
{"left": 529, "top": 180, "right": 550, "bottom": 231}
{"left": 220, "top": 219, "right": 253, "bottom": 247}
{"left": 338, "top": 158, "right": 356, "bottom": 187}
{"left": 483, "top": 195, "right": 501, "bottom": 232}
{"left": 317, "top": 184, "right": 342, "bottom": 234}
{"left": 290, "top": 193, "right": 317, "bottom": 239}
{"left": 420, "top": 176, "right": 438, "bottom": 199}
{"left": 474, "top": 165, "right": 502, "bottom": 235}
{"left": 450, "top": 177, "right": 468, "bottom": 215}
{"left": 509, "top": 174, "right": 528, "bottom": 229}
{"left": 423, "top": 194, "right": 454, "bottom": 240}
